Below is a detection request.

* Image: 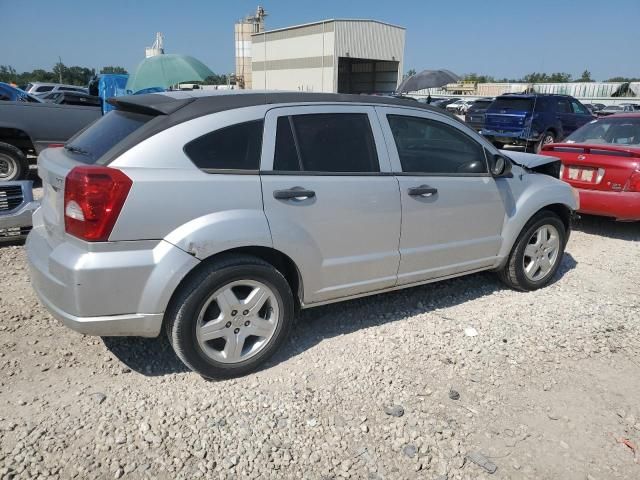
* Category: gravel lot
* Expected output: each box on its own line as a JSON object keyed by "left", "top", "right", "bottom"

{"left": 1, "top": 215, "right": 639, "bottom": 480}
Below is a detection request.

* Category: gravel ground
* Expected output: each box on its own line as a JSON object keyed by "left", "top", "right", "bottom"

{"left": 1, "top": 216, "right": 639, "bottom": 480}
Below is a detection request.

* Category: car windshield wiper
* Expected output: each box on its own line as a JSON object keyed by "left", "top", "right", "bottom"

{"left": 64, "top": 145, "right": 90, "bottom": 156}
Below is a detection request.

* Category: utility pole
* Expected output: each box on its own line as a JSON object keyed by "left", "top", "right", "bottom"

{"left": 58, "top": 56, "right": 63, "bottom": 83}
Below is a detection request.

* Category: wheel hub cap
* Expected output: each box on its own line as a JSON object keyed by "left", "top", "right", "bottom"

{"left": 522, "top": 224, "right": 561, "bottom": 282}
{"left": 196, "top": 279, "right": 279, "bottom": 364}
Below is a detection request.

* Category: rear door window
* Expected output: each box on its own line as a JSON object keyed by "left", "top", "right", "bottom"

{"left": 556, "top": 98, "right": 571, "bottom": 113}
{"left": 184, "top": 120, "right": 263, "bottom": 172}
{"left": 273, "top": 113, "right": 379, "bottom": 173}
{"left": 65, "top": 110, "right": 153, "bottom": 164}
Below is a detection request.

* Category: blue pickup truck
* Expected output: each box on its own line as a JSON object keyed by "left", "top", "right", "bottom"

{"left": 481, "top": 93, "right": 595, "bottom": 152}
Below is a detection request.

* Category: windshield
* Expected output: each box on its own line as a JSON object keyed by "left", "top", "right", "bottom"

{"left": 490, "top": 97, "right": 533, "bottom": 111}
{"left": 65, "top": 110, "right": 153, "bottom": 163}
{"left": 565, "top": 118, "right": 640, "bottom": 146}
{"left": 603, "top": 106, "right": 622, "bottom": 111}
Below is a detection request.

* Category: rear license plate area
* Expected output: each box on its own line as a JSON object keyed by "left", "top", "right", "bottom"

{"left": 566, "top": 166, "right": 599, "bottom": 183}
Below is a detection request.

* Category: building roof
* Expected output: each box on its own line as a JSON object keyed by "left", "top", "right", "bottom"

{"left": 251, "top": 18, "right": 405, "bottom": 37}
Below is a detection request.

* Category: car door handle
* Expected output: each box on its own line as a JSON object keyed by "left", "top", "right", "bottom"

{"left": 408, "top": 185, "right": 438, "bottom": 197}
{"left": 273, "top": 188, "right": 316, "bottom": 200}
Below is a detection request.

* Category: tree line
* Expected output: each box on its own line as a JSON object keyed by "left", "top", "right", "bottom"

{"left": 0, "top": 64, "right": 128, "bottom": 86}
{"left": 404, "top": 69, "right": 640, "bottom": 84}
{"left": 0, "top": 63, "right": 230, "bottom": 87}
{"left": 462, "top": 70, "right": 640, "bottom": 83}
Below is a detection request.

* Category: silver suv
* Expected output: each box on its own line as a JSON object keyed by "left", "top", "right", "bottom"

{"left": 26, "top": 91, "right": 578, "bottom": 378}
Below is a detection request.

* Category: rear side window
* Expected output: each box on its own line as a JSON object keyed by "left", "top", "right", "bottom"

{"left": 65, "top": 110, "right": 152, "bottom": 164}
{"left": 184, "top": 120, "right": 263, "bottom": 172}
{"left": 388, "top": 115, "right": 487, "bottom": 174}
{"left": 273, "top": 113, "right": 379, "bottom": 173}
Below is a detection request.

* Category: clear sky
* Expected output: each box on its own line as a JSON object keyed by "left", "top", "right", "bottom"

{"left": 2, "top": 0, "right": 639, "bottom": 81}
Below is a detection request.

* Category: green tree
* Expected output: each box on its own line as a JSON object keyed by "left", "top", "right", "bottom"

{"left": 463, "top": 73, "right": 496, "bottom": 83}
{"left": 405, "top": 68, "right": 416, "bottom": 78}
{"left": 202, "top": 74, "right": 229, "bottom": 85}
{"left": 100, "top": 66, "right": 128, "bottom": 75}
{"left": 548, "top": 72, "right": 572, "bottom": 82}
{"left": 579, "top": 70, "right": 593, "bottom": 82}
{"left": 0, "top": 65, "right": 17, "bottom": 83}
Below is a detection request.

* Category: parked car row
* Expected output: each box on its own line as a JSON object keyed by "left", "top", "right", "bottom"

{"left": 23, "top": 82, "right": 88, "bottom": 96}
{"left": 596, "top": 103, "right": 640, "bottom": 116}
{"left": 458, "top": 93, "right": 639, "bottom": 220}
{"left": 541, "top": 113, "right": 640, "bottom": 221}
{"left": 481, "top": 94, "right": 595, "bottom": 153}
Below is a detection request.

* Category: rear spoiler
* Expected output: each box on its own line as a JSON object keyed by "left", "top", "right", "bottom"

{"left": 106, "top": 93, "right": 195, "bottom": 116}
{"left": 543, "top": 143, "right": 640, "bottom": 158}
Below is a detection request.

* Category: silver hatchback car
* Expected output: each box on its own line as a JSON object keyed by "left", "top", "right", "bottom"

{"left": 27, "top": 91, "right": 578, "bottom": 378}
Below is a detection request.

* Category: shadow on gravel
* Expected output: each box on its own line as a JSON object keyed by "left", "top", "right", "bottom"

{"left": 573, "top": 214, "right": 639, "bottom": 241}
{"left": 101, "top": 254, "right": 578, "bottom": 378}
{"left": 266, "top": 255, "right": 578, "bottom": 371}
{"left": 102, "top": 335, "right": 189, "bottom": 376}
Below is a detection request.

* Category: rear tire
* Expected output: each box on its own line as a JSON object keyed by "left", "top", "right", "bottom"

{"left": 533, "top": 130, "right": 556, "bottom": 153}
{"left": 0, "top": 143, "right": 29, "bottom": 181}
{"left": 166, "top": 254, "right": 295, "bottom": 379}
{"left": 497, "top": 211, "right": 566, "bottom": 291}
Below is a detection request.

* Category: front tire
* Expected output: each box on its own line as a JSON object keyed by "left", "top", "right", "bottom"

{"left": 497, "top": 211, "right": 566, "bottom": 291}
{"left": 0, "top": 143, "right": 29, "bottom": 181}
{"left": 166, "top": 255, "right": 295, "bottom": 379}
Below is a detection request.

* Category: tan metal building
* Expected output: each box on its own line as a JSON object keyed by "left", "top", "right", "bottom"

{"left": 234, "top": 7, "right": 267, "bottom": 90}
{"left": 250, "top": 19, "right": 405, "bottom": 94}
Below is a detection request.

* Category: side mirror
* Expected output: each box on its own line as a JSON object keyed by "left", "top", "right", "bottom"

{"left": 490, "top": 154, "right": 512, "bottom": 177}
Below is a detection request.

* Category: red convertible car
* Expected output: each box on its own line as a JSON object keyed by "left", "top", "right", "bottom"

{"left": 542, "top": 114, "right": 640, "bottom": 221}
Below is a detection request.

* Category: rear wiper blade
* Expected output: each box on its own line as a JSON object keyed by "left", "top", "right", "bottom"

{"left": 64, "top": 145, "right": 90, "bottom": 156}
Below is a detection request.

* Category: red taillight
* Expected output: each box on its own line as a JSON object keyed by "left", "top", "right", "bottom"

{"left": 64, "top": 166, "right": 132, "bottom": 241}
{"left": 47, "top": 143, "right": 65, "bottom": 148}
{"left": 626, "top": 170, "right": 640, "bottom": 192}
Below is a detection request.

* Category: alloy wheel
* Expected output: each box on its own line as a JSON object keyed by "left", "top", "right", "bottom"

{"left": 195, "top": 280, "right": 280, "bottom": 364}
{"left": 522, "top": 224, "right": 561, "bottom": 282}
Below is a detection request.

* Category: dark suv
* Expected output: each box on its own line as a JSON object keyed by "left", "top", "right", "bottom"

{"left": 482, "top": 94, "right": 594, "bottom": 152}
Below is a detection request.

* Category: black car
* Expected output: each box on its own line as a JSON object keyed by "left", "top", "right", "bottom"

{"left": 464, "top": 98, "right": 494, "bottom": 132}
{"left": 39, "top": 91, "right": 101, "bottom": 108}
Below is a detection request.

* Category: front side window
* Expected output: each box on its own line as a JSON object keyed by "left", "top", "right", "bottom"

{"left": 387, "top": 115, "right": 487, "bottom": 174}
{"left": 571, "top": 100, "right": 589, "bottom": 115}
{"left": 273, "top": 113, "right": 379, "bottom": 173}
{"left": 184, "top": 120, "right": 263, "bottom": 171}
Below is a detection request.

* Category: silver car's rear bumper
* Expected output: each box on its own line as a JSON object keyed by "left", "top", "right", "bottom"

{"left": 26, "top": 214, "right": 200, "bottom": 337}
